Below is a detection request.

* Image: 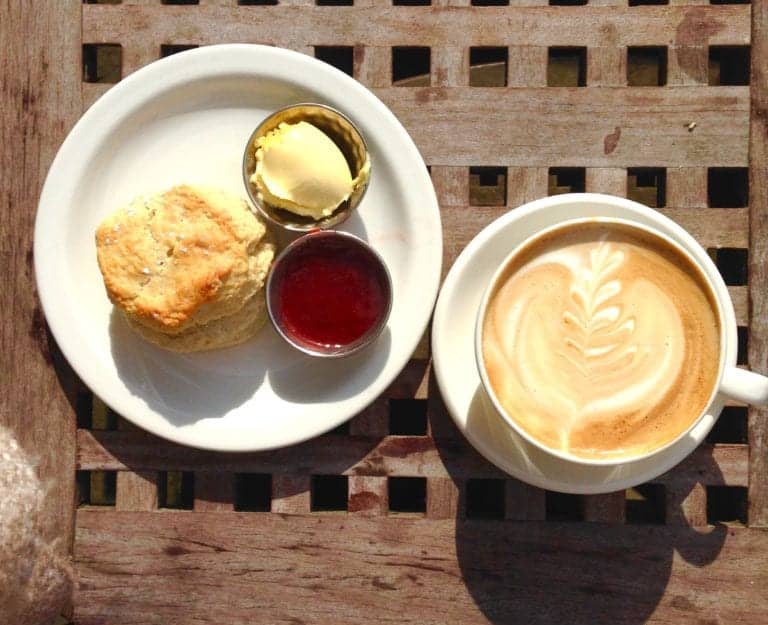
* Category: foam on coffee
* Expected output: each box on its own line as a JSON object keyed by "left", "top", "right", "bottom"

{"left": 481, "top": 221, "right": 720, "bottom": 460}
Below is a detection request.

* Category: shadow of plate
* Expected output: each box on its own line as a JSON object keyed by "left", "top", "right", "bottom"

{"left": 109, "top": 309, "right": 268, "bottom": 426}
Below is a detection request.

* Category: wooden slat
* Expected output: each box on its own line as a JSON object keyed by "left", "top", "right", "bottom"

{"left": 666, "top": 482, "right": 708, "bottom": 527}
{"left": 385, "top": 359, "right": 431, "bottom": 399}
{"left": 353, "top": 45, "right": 391, "bottom": 89}
{"left": 657, "top": 208, "right": 749, "bottom": 249}
{"left": 668, "top": 47, "right": 709, "bottom": 86}
{"left": 82, "top": 6, "right": 750, "bottom": 48}
{"left": 381, "top": 87, "right": 748, "bottom": 167}
{"left": 588, "top": 47, "right": 626, "bottom": 88}
{"left": 271, "top": 475, "right": 310, "bottom": 514}
{"left": 115, "top": 417, "right": 159, "bottom": 511}
{"left": 426, "top": 477, "right": 461, "bottom": 519}
{"left": 583, "top": 491, "right": 626, "bottom": 524}
{"left": 506, "top": 167, "right": 548, "bottom": 207}
{"left": 426, "top": 370, "right": 461, "bottom": 440}
{"left": 348, "top": 399, "right": 389, "bottom": 437}
{"left": 77, "top": 73, "right": 749, "bottom": 167}
{"left": 443, "top": 202, "right": 747, "bottom": 255}
{"left": 655, "top": 444, "right": 748, "bottom": 488}
{"left": 350, "top": 360, "right": 428, "bottom": 437}
{"left": 116, "top": 471, "right": 158, "bottom": 511}
{"left": 77, "top": 430, "right": 494, "bottom": 477}
{"left": 76, "top": 430, "right": 749, "bottom": 486}
{"left": 668, "top": 5, "right": 731, "bottom": 85}
{"left": 82, "top": 82, "right": 111, "bottom": 110}
{"left": 504, "top": 479, "right": 546, "bottom": 521}
{"left": 1, "top": 1, "right": 81, "bottom": 619}
{"left": 412, "top": 330, "right": 430, "bottom": 361}
{"left": 441, "top": 203, "right": 750, "bottom": 264}
{"left": 194, "top": 472, "right": 234, "bottom": 512}
{"left": 440, "top": 204, "right": 506, "bottom": 278}
{"left": 431, "top": 166, "right": 468, "bottom": 207}
{"left": 120, "top": 43, "right": 158, "bottom": 77}
{"left": 287, "top": 43, "right": 314, "bottom": 56}
{"left": 349, "top": 476, "right": 388, "bottom": 516}
{"left": 748, "top": 0, "right": 768, "bottom": 528}
{"left": 585, "top": 168, "right": 627, "bottom": 195}
{"left": 666, "top": 167, "right": 708, "bottom": 208}
{"left": 729, "top": 285, "right": 747, "bottom": 327}
{"left": 433, "top": 47, "right": 468, "bottom": 87}
{"left": 507, "top": 46, "right": 547, "bottom": 88}
{"left": 74, "top": 511, "right": 768, "bottom": 625}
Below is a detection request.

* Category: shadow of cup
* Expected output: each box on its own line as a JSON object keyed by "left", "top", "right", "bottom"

{"left": 428, "top": 373, "right": 728, "bottom": 625}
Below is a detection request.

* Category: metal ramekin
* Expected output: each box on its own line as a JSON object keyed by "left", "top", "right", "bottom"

{"left": 266, "top": 230, "right": 392, "bottom": 358}
{"left": 243, "top": 103, "right": 371, "bottom": 233}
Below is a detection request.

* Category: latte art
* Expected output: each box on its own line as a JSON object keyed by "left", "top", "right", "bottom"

{"left": 482, "top": 222, "right": 720, "bottom": 460}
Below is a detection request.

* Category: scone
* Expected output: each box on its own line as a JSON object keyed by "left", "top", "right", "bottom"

{"left": 125, "top": 290, "right": 269, "bottom": 353}
{"left": 96, "top": 185, "right": 275, "bottom": 351}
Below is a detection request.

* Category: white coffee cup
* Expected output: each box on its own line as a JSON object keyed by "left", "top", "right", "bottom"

{"left": 475, "top": 194, "right": 768, "bottom": 467}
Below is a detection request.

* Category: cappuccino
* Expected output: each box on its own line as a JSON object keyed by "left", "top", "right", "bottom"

{"left": 481, "top": 221, "right": 720, "bottom": 460}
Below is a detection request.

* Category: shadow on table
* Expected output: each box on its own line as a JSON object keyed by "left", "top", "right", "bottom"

{"left": 431, "top": 376, "right": 727, "bottom": 625}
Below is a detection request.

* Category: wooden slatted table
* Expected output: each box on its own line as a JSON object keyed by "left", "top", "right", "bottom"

{"left": 3, "top": 1, "right": 767, "bottom": 623}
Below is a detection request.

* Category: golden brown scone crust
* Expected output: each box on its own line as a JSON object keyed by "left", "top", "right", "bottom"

{"left": 125, "top": 290, "right": 269, "bottom": 352}
{"left": 96, "top": 186, "right": 274, "bottom": 335}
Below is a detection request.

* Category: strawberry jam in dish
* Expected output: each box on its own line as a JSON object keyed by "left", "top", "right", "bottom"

{"left": 267, "top": 231, "right": 392, "bottom": 357}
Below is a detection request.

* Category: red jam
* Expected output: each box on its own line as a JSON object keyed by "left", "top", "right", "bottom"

{"left": 276, "top": 236, "right": 389, "bottom": 348}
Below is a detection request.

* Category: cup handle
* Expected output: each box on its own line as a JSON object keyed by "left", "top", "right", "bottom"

{"left": 720, "top": 367, "right": 768, "bottom": 406}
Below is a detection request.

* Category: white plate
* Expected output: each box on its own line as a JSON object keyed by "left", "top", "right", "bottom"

{"left": 432, "top": 195, "right": 733, "bottom": 494}
{"left": 35, "top": 45, "right": 442, "bottom": 451}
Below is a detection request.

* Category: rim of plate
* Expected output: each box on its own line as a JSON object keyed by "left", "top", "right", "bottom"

{"left": 34, "top": 44, "right": 442, "bottom": 451}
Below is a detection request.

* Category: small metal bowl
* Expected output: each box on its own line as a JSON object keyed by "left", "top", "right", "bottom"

{"left": 266, "top": 230, "right": 392, "bottom": 358}
{"left": 243, "top": 103, "right": 371, "bottom": 233}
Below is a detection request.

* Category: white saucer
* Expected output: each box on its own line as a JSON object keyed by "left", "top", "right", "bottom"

{"left": 431, "top": 194, "right": 734, "bottom": 494}
{"left": 35, "top": 45, "right": 442, "bottom": 452}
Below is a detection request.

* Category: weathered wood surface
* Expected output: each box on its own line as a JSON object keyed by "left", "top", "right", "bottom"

{"left": 0, "top": 0, "right": 82, "bottom": 618}
{"left": 749, "top": 0, "right": 768, "bottom": 528}
{"left": 74, "top": 511, "right": 768, "bottom": 625}
{"left": 82, "top": 5, "right": 750, "bottom": 49}
{"left": 5, "top": 0, "right": 765, "bottom": 622}
{"left": 76, "top": 430, "right": 749, "bottom": 489}
{"left": 79, "top": 5, "right": 751, "bottom": 167}
{"left": 80, "top": 84, "right": 750, "bottom": 167}
{"left": 583, "top": 491, "right": 626, "bottom": 523}
{"left": 194, "top": 472, "right": 234, "bottom": 512}
{"left": 384, "top": 87, "right": 749, "bottom": 167}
